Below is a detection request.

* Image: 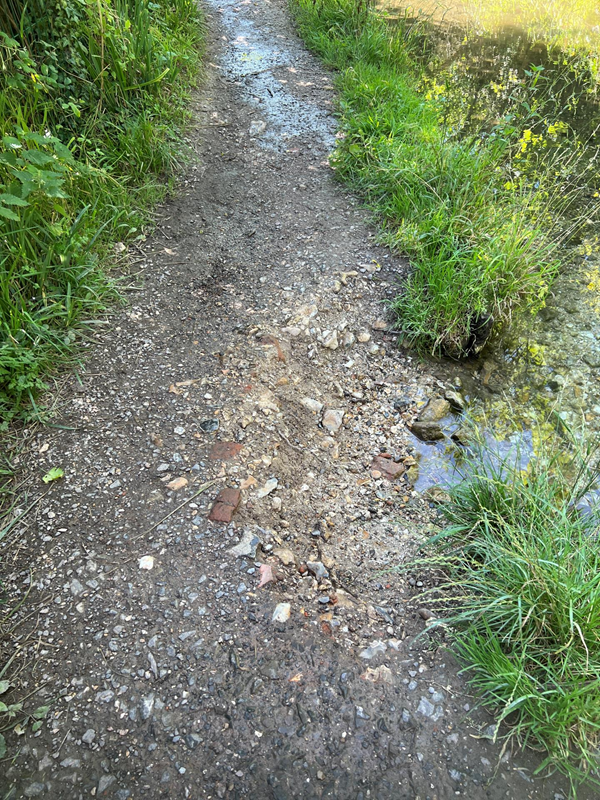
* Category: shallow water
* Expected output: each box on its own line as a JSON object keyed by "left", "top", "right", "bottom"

{"left": 212, "top": 0, "right": 336, "bottom": 150}
{"left": 377, "top": 5, "right": 600, "bottom": 487}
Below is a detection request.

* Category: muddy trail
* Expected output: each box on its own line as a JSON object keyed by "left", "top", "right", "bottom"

{"left": 0, "top": 2, "right": 586, "bottom": 799}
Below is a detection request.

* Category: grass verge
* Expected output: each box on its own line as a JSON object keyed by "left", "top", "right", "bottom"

{"left": 413, "top": 434, "right": 600, "bottom": 792}
{"left": 0, "top": 0, "right": 204, "bottom": 427}
{"left": 290, "top": 0, "right": 592, "bottom": 357}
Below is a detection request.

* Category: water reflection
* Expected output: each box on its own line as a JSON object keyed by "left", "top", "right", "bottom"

{"left": 381, "top": 2, "right": 600, "bottom": 486}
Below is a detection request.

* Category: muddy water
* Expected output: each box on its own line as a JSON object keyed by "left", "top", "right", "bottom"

{"left": 212, "top": 0, "right": 335, "bottom": 150}
{"left": 376, "top": 10, "right": 600, "bottom": 489}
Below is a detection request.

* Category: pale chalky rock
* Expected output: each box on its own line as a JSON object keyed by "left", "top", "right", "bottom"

{"left": 272, "top": 603, "right": 291, "bottom": 623}
{"left": 300, "top": 397, "right": 324, "bottom": 414}
{"left": 322, "top": 408, "right": 344, "bottom": 434}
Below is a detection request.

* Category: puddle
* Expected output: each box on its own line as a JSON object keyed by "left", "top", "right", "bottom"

{"left": 411, "top": 420, "right": 535, "bottom": 493}
{"left": 208, "top": 0, "right": 336, "bottom": 150}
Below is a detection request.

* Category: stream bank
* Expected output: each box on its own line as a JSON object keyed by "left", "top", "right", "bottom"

{"left": 366, "top": 2, "right": 600, "bottom": 493}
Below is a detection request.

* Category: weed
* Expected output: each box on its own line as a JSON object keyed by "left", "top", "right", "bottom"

{"left": 0, "top": 0, "right": 204, "bottom": 426}
{"left": 412, "top": 432, "right": 600, "bottom": 792}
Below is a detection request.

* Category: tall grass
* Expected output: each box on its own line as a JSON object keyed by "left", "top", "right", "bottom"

{"left": 414, "top": 434, "right": 600, "bottom": 792}
{"left": 291, "top": 0, "right": 593, "bottom": 356}
{"left": 0, "top": 0, "right": 203, "bottom": 426}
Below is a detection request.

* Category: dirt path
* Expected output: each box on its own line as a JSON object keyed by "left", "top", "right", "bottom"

{"left": 0, "top": 2, "right": 580, "bottom": 798}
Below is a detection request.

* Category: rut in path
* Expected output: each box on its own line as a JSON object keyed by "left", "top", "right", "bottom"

{"left": 0, "top": 1, "right": 582, "bottom": 798}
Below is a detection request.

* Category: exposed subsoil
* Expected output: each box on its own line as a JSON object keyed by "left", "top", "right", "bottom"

{"left": 0, "top": 1, "right": 584, "bottom": 798}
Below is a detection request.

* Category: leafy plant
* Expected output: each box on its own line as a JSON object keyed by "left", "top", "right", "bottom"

{"left": 0, "top": 0, "right": 204, "bottom": 425}
{"left": 0, "top": 677, "right": 51, "bottom": 758}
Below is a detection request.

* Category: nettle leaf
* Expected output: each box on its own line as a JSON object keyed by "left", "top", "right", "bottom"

{"left": 43, "top": 185, "right": 68, "bottom": 199}
{"left": 32, "top": 705, "right": 50, "bottom": 720}
{"left": 0, "top": 207, "right": 19, "bottom": 221}
{"left": 0, "top": 680, "right": 10, "bottom": 694}
{"left": 17, "top": 176, "right": 35, "bottom": 197}
{"left": 2, "top": 136, "right": 22, "bottom": 149}
{"left": 0, "top": 151, "right": 18, "bottom": 166}
{"left": 0, "top": 32, "right": 19, "bottom": 48}
{"left": 22, "top": 150, "right": 54, "bottom": 167}
{"left": 23, "top": 132, "right": 52, "bottom": 146}
{"left": 42, "top": 467, "right": 64, "bottom": 483}
{"left": 53, "top": 141, "right": 76, "bottom": 161}
{"left": 0, "top": 701, "right": 8, "bottom": 712}
{"left": 0, "top": 193, "right": 28, "bottom": 207}
{"left": 31, "top": 720, "right": 43, "bottom": 732}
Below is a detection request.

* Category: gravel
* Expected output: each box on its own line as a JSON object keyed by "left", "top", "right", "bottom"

{"left": 0, "top": 0, "right": 585, "bottom": 797}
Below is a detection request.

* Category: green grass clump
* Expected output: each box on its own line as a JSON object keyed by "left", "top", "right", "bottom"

{"left": 417, "top": 436, "right": 600, "bottom": 791}
{"left": 0, "top": 0, "right": 203, "bottom": 426}
{"left": 291, "top": 0, "right": 567, "bottom": 356}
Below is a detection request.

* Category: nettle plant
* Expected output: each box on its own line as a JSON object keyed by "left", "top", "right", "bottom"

{"left": 0, "top": 0, "right": 202, "bottom": 422}
{"left": 0, "top": 128, "right": 101, "bottom": 414}
{"left": 0, "top": 678, "right": 50, "bottom": 758}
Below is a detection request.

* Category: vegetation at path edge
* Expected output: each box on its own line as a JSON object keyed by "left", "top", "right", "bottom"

{"left": 412, "top": 436, "right": 600, "bottom": 793}
{"left": 0, "top": 0, "right": 203, "bottom": 427}
{"left": 291, "top": 0, "right": 595, "bottom": 357}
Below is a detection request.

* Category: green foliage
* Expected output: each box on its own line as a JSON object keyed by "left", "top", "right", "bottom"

{"left": 0, "top": 0, "right": 203, "bottom": 425}
{"left": 413, "top": 434, "right": 600, "bottom": 793}
{"left": 290, "top": 0, "right": 590, "bottom": 356}
{"left": 0, "top": 674, "right": 51, "bottom": 758}
{"left": 42, "top": 466, "right": 63, "bottom": 482}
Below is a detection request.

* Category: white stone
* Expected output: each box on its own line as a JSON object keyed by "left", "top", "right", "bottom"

{"left": 359, "top": 640, "right": 387, "bottom": 659}
{"left": 321, "top": 330, "right": 339, "bottom": 350}
{"left": 272, "top": 603, "right": 291, "bottom": 623}
{"left": 257, "top": 478, "right": 278, "bottom": 498}
{"left": 322, "top": 408, "right": 344, "bottom": 434}
{"left": 300, "top": 397, "right": 324, "bottom": 414}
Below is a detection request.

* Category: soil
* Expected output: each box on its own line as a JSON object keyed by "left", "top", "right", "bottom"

{"left": 0, "top": 1, "right": 586, "bottom": 798}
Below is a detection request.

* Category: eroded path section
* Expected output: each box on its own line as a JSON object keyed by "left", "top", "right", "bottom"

{"left": 1, "top": 1, "right": 580, "bottom": 798}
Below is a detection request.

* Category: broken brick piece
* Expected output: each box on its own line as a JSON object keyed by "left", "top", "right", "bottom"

{"left": 371, "top": 455, "right": 405, "bottom": 481}
{"left": 209, "top": 441, "right": 243, "bottom": 461}
{"left": 208, "top": 488, "right": 241, "bottom": 523}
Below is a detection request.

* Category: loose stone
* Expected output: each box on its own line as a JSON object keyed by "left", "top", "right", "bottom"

{"left": 272, "top": 603, "right": 291, "bottom": 623}
{"left": 322, "top": 408, "right": 344, "bottom": 434}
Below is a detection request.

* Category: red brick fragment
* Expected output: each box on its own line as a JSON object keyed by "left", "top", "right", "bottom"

{"left": 371, "top": 455, "right": 405, "bottom": 481}
{"left": 208, "top": 488, "right": 241, "bottom": 523}
{"left": 209, "top": 441, "right": 243, "bottom": 461}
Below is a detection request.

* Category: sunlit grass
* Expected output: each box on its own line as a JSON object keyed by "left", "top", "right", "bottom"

{"left": 380, "top": 0, "right": 600, "bottom": 57}
{"left": 292, "top": 0, "right": 571, "bottom": 356}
